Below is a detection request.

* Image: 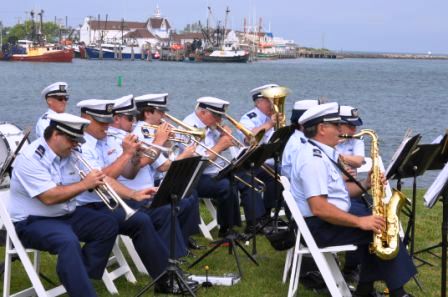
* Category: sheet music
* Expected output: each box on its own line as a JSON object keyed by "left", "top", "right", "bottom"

{"left": 432, "top": 135, "right": 443, "bottom": 144}
{"left": 385, "top": 132, "right": 414, "bottom": 178}
{"left": 424, "top": 162, "right": 448, "bottom": 208}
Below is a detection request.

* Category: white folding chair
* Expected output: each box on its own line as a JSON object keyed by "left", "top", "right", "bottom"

{"left": 280, "top": 177, "right": 356, "bottom": 297}
{"left": 198, "top": 198, "right": 219, "bottom": 240}
{"left": 101, "top": 236, "right": 137, "bottom": 294}
{"left": 0, "top": 189, "right": 66, "bottom": 297}
{"left": 119, "top": 235, "right": 148, "bottom": 275}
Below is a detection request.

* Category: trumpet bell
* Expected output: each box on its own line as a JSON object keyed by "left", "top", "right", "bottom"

{"left": 261, "top": 86, "right": 290, "bottom": 100}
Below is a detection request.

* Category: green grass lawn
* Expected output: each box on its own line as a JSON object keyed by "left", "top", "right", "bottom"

{"left": 1, "top": 189, "right": 445, "bottom": 296}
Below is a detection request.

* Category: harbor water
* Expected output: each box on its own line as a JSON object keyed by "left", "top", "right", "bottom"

{"left": 0, "top": 58, "right": 447, "bottom": 189}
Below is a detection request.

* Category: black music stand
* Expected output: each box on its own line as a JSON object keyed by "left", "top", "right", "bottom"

{"left": 135, "top": 156, "right": 206, "bottom": 297}
{"left": 266, "top": 126, "right": 294, "bottom": 229}
{"left": 188, "top": 146, "right": 268, "bottom": 277}
{"left": 422, "top": 162, "right": 448, "bottom": 297}
{"left": 395, "top": 142, "right": 442, "bottom": 268}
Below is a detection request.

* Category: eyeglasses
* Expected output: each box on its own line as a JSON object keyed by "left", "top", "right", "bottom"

{"left": 52, "top": 96, "right": 69, "bottom": 102}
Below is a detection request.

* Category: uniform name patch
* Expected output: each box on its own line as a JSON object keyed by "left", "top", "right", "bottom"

{"left": 313, "top": 148, "right": 322, "bottom": 158}
{"left": 247, "top": 112, "right": 257, "bottom": 119}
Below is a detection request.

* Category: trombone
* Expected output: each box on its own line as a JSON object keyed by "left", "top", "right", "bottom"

{"left": 141, "top": 124, "right": 206, "bottom": 142}
{"left": 71, "top": 150, "right": 137, "bottom": 220}
{"left": 162, "top": 113, "right": 266, "bottom": 192}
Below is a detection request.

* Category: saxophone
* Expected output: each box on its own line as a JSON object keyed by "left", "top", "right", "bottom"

{"left": 341, "top": 129, "right": 406, "bottom": 260}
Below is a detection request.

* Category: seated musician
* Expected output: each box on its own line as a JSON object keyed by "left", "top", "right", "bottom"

{"left": 291, "top": 102, "right": 416, "bottom": 297}
{"left": 281, "top": 99, "right": 320, "bottom": 180}
{"left": 8, "top": 113, "right": 119, "bottom": 297}
{"left": 183, "top": 97, "right": 265, "bottom": 237}
{"left": 336, "top": 105, "right": 366, "bottom": 170}
{"left": 239, "top": 84, "right": 284, "bottom": 222}
{"left": 106, "top": 94, "right": 199, "bottom": 256}
{"left": 35, "top": 82, "right": 69, "bottom": 138}
{"left": 75, "top": 99, "right": 198, "bottom": 294}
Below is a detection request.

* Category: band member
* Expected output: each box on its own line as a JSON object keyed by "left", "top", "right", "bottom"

{"left": 36, "top": 82, "right": 69, "bottom": 138}
{"left": 183, "top": 97, "right": 265, "bottom": 236}
{"left": 75, "top": 99, "right": 197, "bottom": 294}
{"left": 8, "top": 113, "right": 119, "bottom": 297}
{"left": 133, "top": 93, "right": 201, "bottom": 249}
{"left": 106, "top": 94, "right": 197, "bottom": 257}
{"left": 238, "top": 83, "right": 283, "bottom": 219}
{"left": 336, "top": 105, "right": 366, "bottom": 170}
{"left": 292, "top": 103, "right": 416, "bottom": 297}
{"left": 281, "top": 99, "right": 320, "bottom": 180}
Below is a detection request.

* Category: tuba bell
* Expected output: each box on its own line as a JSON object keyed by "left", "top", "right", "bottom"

{"left": 261, "top": 86, "right": 289, "bottom": 129}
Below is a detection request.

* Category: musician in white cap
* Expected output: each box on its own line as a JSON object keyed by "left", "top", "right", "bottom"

{"left": 75, "top": 99, "right": 198, "bottom": 293}
{"left": 336, "top": 105, "right": 365, "bottom": 170}
{"left": 8, "top": 113, "right": 119, "bottom": 297}
{"left": 132, "top": 93, "right": 201, "bottom": 250}
{"left": 291, "top": 103, "right": 416, "bottom": 297}
{"left": 183, "top": 97, "right": 265, "bottom": 237}
{"left": 238, "top": 83, "right": 284, "bottom": 222}
{"left": 281, "top": 99, "right": 320, "bottom": 180}
{"left": 35, "top": 82, "right": 69, "bottom": 138}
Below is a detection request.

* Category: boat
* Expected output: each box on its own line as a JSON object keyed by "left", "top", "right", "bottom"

{"left": 1, "top": 40, "right": 73, "bottom": 62}
{"left": 202, "top": 48, "right": 249, "bottom": 63}
{"left": 85, "top": 43, "right": 148, "bottom": 60}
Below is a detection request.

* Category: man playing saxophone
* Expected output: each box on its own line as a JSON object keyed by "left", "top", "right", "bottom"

{"left": 291, "top": 102, "right": 416, "bottom": 297}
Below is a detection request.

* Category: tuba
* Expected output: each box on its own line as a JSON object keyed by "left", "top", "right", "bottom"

{"left": 261, "top": 86, "right": 289, "bottom": 130}
{"left": 341, "top": 129, "right": 406, "bottom": 260}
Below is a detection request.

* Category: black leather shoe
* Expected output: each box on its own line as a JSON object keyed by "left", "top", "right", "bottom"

{"left": 188, "top": 237, "right": 205, "bottom": 250}
{"left": 154, "top": 276, "right": 199, "bottom": 294}
{"left": 218, "top": 227, "right": 237, "bottom": 238}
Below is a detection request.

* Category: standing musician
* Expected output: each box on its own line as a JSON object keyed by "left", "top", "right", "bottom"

{"left": 291, "top": 102, "right": 416, "bottom": 297}
{"left": 106, "top": 94, "right": 197, "bottom": 257}
{"left": 183, "top": 97, "right": 265, "bottom": 237}
{"left": 75, "top": 99, "right": 197, "bottom": 294}
{"left": 238, "top": 83, "right": 284, "bottom": 221}
{"left": 8, "top": 113, "right": 119, "bottom": 297}
{"left": 36, "top": 82, "right": 69, "bottom": 138}
{"left": 132, "top": 93, "right": 201, "bottom": 250}
{"left": 281, "top": 99, "right": 320, "bottom": 180}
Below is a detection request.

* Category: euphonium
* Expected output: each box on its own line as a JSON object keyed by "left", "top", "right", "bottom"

{"left": 341, "top": 129, "right": 406, "bottom": 260}
{"left": 261, "top": 86, "right": 289, "bottom": 129}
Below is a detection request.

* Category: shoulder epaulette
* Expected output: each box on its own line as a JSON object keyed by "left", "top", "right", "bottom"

{"left": 42, "top": 113, "right": 48, "bottom": 120}
{"left": 247, "top": 112, "right": 257, "bottom": 119}
{"left": 35, "top": 145, "right": 46, "bottom": 158}
{"left": 300, "top": 137, "right": 307, "bottom": 144}
{"left": 141, "top": 127, "right": 151, "bottom": 139}
{"left": 313, "top": 148, "right": 322, "bottom": 158}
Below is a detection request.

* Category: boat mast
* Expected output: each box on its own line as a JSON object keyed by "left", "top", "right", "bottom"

{"left": 222, "top": 6, "right": 230, "bottom": 50}
{"left": 37, "top": 10, "right": 44, "bottom": 45}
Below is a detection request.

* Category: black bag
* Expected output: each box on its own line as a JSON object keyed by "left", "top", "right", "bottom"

{"left": 265, "top": 227, "right": 296, "bottom": 251}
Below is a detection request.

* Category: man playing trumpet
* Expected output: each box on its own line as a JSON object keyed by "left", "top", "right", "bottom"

{"left": 8, "top": 113, "right": 119, "bottom": 297}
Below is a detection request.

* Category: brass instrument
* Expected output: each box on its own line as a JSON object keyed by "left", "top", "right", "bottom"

{"left": 106, "top": 131, "right": 172, "bottom": 154}
{"left": 142, "top": 124, "right": 206, "bottom": 142}
{"left": 223, "top": 114, "right": 265, "bottom": 145}
{"left": 340, "top": 129, "right": 406, "bottom": 260}
{"left": 261, "top": 86, "right": 289, "bottom": 129}
{"left": 162, "top": 113, "right": 265, "bottom": 192}
{"left": 71, "top": 151, "right": 137, "bottom": 220}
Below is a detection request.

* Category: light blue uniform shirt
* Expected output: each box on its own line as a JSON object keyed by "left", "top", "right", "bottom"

{"left": 281, "top": 130, "right": 307, "bottom": 180}
{"left": 8, "top": 138, "right": 79, "bottom": 222}
{"left": 290, "top": 140, "right": 351, "bottom": 217}
{"left": 76, "top": 133, "right": 110, "bottom": 205}
{"left": 336, "top": 138, "right": 365, "bottom": 157}
{"left": 239, "top": 107, "right": 274, "bottom": 144}
{"left": 183, "top": 112, "right": 225, "bottom": 176}
{"left": 35, "top": 109, "right": 57, "bottom": 138}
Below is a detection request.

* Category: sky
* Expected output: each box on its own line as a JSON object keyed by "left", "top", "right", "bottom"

{"left": 0, "top": 0, "right": 447, "bottom": 54}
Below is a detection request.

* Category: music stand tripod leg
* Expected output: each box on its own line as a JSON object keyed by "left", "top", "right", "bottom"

{"left": 135, "top": 194, "right": 197, "bottom": 297}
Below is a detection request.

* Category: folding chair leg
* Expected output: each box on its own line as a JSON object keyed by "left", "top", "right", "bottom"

{"left": 282, "top": 248, "right": 293, "bottom": 283}
{"left": 120, "top": 235, "right": 148, "bottom": 275}
{"left": 323, "top": 253, "right": 352, "bottom": 297}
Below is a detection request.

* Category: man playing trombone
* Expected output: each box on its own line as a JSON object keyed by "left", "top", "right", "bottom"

{"left": 75, "top": 98, "right": 197, "bottom": 294}
{"left": 8, "top": 113, "right": 119, "bottom": 297}
{"left": 183, "top": 97, "right": 265, "bottom": 237}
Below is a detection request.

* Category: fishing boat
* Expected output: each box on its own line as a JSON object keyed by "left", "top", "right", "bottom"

{"left": 85, "top": 43, "right": 147, "bottom": 60}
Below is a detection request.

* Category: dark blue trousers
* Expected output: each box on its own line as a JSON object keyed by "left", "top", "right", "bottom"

{"left": 80, "top": 204, "right": 169, "bottom": 279}
{"left": 196, "top": 174, "right": 241, "bottom": 228}
{"left": 235, "top": 172, "right": 266, "bottom": 223}
{"left": 305, "top": 199, "right": 417, "bottom": 290}
{"left": 256, "top": 166, "right": 281, "bottom": 211}
{"left": 15, "top": 208, "right": 119, "bottom": 297}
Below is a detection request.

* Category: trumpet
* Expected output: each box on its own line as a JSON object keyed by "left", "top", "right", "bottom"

{"left": 142, "top": 124, "right": 206, "bottom": 142}
{"left": 162, "top": 113, "right": 265, "bottom": 192}
{"left": 71, "top": 150, "right": 137, "bottom": 220}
